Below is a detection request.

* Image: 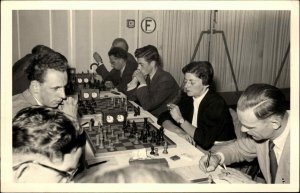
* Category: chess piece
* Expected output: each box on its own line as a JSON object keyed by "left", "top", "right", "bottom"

{"left": 115, "top": 133, "right": 120, "bottom": 143}
{"left": 99, "top": 133, "right": 104, "bottom": 149}
{"left": 162, "top": 141, "right": 168, "bottom": 154}
{"left": 95, "top": 134, "right": 100, "bottom": 146}
{"left": 121, "top": 130, "right": 125, "bottom": 139}
{"left": 133, "top": 133, "right": 139, "bottom": 144}
{"left": 154, "top": 147, "right": 159, "bottom": 156}
{"left": 111, "top": 128, "right": 114, "bottom": 137}
{"left": 109, "top": 141, "right": 114, "bottom": 151}
{"left": 103, "top": 129, "right": 107, "bottom": 141}
{"left": 139, "top": 130, "right": 144, "bottom": 141}
{"left": 150, "top": 146, "right": 155, "bottom": 155}
{"left": 150, "top": 130, "right": 156, "bottom": 143}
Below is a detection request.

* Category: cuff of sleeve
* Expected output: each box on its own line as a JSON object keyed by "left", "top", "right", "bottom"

{"left": 127, "top": 83, "right": 137, "bottom": 91}
{"left": 215, "top": 152, "right": 225, "bottom": 164}
{"left": 137, "top": 83, "right": 147, "bottom": 89}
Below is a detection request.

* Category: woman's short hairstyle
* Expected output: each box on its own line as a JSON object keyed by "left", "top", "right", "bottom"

{"left": 237, "top": 84, "right": 287, "bottom": 119}
{"left": 134, "top": 45, "right": 162, "bottom": 67}
{"left": 13, "top": 106, "right": 85, "bottom": 160}
{"left": 108, "top": 47, "right": 128, "bottom": 60}
{"left": 25, "top": 46, "right": 68, "bottom": 83}
{"left": 93, "top": 165, "right": 186, "bottom": 183}
{"left": 182, "top": 61, "right": 214, "bottom": 86}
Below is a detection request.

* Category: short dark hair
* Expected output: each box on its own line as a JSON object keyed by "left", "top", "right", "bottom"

{"left": 108, "top": 47, "right": 128, "bottom": 60}
{"left": 25, "top": 48, "right": 68, "bottom": 83}
{"left": 112, "top": 38, "right": 129, "bottom": 51}
{"left": 13, "top": 106, "right": 85, "bottom": 160}
{"left": 134, "top": 45, "right": 162, "bottom": 67}
{"left": 237, "top": 84, "right": 287, "bottom": 119}
{"left": 182, "top": 61, "right": 214, "bottom": 86}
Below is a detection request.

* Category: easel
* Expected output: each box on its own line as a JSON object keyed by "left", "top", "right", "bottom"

{"left": 190, "top": 10, "right": 239, "bottom": 92}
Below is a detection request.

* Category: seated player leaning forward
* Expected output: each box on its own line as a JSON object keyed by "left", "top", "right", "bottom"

{"left": 157, "top": 61, "right": 236, "bottom": 151}
{"left": 13, "top": 106, "right": 86, "bottom": 183}
{"left": 12, "top": 46, "right": 78, "bottom": 122}
{"left": 95, "top": 46, "right": 138, "bottom": 93}
{"left": 126, "top": 45, "right": 179, "bottom": 117}
{"left": 199, "top": 84, "right": 290, "bottom": 184}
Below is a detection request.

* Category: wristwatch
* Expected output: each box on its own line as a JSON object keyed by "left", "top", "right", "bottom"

{"left": 178, "top": 118, "right": 185, "bottom": 125}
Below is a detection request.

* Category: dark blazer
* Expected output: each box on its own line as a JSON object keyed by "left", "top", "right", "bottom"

{"left": 127, "top": 68, "right": 179, "bottom": 117}
{"left": 96, "top": 53, "right": 138, "bottom": 93}
{"left": 158, "top": 90, "right": 236, "bottom": 150}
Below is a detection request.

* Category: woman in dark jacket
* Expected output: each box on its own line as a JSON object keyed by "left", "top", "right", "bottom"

{"left": 158, "top": 61, "right": 236, "bottom": 151}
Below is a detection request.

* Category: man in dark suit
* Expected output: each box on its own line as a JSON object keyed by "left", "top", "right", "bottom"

{"left": 127, "top": 45, "right": 179, "bottom": 117}
{"left": 199, "top": 84, "right": 290, "bottom": 184}
{"left": 95, "top": 47, "right": 138, "bottom": 93}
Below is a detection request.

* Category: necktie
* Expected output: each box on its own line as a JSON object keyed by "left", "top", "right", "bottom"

{"left": 146, "top": 75, "right": 151, "bottom": 85}
{"left": 269, "top": 140, "right": 278, "bottom": 183}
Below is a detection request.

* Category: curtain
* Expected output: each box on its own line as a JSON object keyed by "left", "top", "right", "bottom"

{"left": 158, "top": 10, "right": 290, "bottom": 92}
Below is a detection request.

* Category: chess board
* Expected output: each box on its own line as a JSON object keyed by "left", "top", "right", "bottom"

{"left": 83, "top": 118, "right": 177, "bottom": 157}
{"left": 78, "top": 96, "right": 135, "bottom": 116}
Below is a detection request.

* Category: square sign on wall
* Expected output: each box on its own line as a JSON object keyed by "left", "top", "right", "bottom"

{"left": 127, "top": 19, "right": 135, "bottom": 28}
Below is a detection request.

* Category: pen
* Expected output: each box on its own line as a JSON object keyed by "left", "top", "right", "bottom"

{"left": 206, "top": 151, "right": 211, "bottom": 168}
{"left": 87, "top": 160, "right": 108, "bottom": 168}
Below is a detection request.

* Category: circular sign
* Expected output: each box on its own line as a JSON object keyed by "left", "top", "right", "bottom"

{"left": 141, "top": 17, "right": 156, "bottom": 34}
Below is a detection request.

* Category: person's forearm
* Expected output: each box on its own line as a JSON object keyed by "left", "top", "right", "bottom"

{"left": 180, "top": 120, "right": 196, "bottom": 138}
{"left": 162, "top": 120, "right": 185, "bottom": 135}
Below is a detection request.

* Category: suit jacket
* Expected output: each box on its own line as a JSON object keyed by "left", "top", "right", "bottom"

{"left": 96, "top": 53, "right": 138, "bottom": 93}
{"left": 13, "top": 89, "right": 39, "bottom": 117}
{"left": 127, "top": 68, "right": 179, "bottom": 117}
{"left": 158, "top": 90, "right": 236, "bottom": 150}
{"left": 219, "top": 129, "right": 290, "bottom": 184}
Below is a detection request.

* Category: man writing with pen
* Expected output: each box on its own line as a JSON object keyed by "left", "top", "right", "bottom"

{"left": 199, "top": 84, "right": 290, "bottom": 184}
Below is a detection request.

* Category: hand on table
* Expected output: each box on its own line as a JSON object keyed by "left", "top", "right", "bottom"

{"left": 199, "top": 153, "right": 222, "bottom": 173}
{"left": 217, "top": 168, "right": 257, "bottom": 184}
{"left": 178, "top": 133, "right": 195, "bottom": 146}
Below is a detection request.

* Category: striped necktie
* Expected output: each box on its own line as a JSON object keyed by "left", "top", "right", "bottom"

{"left": 269, "top": 140, "right": 278, "bottom": 183}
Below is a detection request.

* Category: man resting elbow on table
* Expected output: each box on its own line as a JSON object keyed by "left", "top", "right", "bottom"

{"left": 199, "top": 84, "right": 290, "bottom": 184}
{"left": 157, "top": 61, "right": 236, "bottom": 151}
{"left": 126, "top": 45, "right": 179, "bottom": 117}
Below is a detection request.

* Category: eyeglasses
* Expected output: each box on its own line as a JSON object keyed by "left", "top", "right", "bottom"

{"left": 13, "top": 160, "right": 78, "bottom": 183}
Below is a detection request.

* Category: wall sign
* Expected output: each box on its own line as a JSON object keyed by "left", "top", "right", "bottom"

{"left": 141, "top": 17, "right": 156, "bottom": 34}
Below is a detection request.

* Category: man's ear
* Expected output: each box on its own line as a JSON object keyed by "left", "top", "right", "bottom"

{"left": 271, "top": 116, "right": 281, "bottom": 130}
{"left": 29, "top": 80, "right": 40, "bottom": 93}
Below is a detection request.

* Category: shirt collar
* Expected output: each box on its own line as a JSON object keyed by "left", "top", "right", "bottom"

{"left": 273, "top": 111, "right": 290, "bottom": 150}
{"left": 193, "top": 88, "right": 209, "bottom": 103}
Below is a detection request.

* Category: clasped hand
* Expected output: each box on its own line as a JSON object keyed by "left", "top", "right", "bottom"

{"left": 132, "top": 70, "right": 146, "bottom": 84}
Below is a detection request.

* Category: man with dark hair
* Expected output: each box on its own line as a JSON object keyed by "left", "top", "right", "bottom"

{"left": 12, "top": 47, "right": 77, "bottom": 120}
{"left": 127, "top": 45, "right": 179, "bottom": 117}
{"left": 94, "top": 38, "right": 138, "bottom": 93}
{"left": 199, "top": 84, "right": 290, "bottom": 184}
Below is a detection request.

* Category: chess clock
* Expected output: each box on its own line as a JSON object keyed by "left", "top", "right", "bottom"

{"left": 102, "top": 111, "right": 128, "bottom": 124}
{"left": 80, "top": 89, "right": 100, "bottom": 100}
{"left": 75, "top": 72, "right": 92, "bottom": 85}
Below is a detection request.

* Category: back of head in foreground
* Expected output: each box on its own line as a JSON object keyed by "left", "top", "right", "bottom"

{"left": 13, "top": 106, "right": 85, "bottom": 183}
{"left": 93, "top": 165, "right": 187, "bottom": 183}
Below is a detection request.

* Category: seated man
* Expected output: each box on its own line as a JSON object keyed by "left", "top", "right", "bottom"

{"left": 94, "top": 38, "right": 138, "bottom": 93}
{"left": 13, "top": 106, "right": 85, "bottom": 183}
{"left": 95, "top": 47, "right": 138, "bottom": 93}
{"left": 199, "top": 84, "right": 290, "bottom": 184}
{"left": 12, "top": 46, "right": 77, "bottom": 122}
{"left": 126, "top": 45, "right": 179, "bottom": 117}
{"left": 158, "top": 61, "right": 236, "bottom": 151}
